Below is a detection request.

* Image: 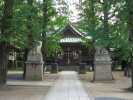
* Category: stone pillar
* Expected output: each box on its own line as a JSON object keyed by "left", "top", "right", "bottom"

{"left": 25, "top": 42, "right": 44, "bottom": 81}
{"left": 93, "top": 47, "right": 113, "bottom": 81}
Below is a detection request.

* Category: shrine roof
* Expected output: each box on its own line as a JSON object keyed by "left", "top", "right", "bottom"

{"left": 60, "top": 37, "right": 82, "bottom": 43}
{"left": 59, "top": 24, "right": 86, "bottom": 37}
{"left": 59, "top": 24, "right": 92, "bottom": 43}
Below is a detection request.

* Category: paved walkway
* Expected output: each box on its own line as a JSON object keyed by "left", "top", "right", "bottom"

{"left": 44, "top": 71, "right": 94, "bottom": 100}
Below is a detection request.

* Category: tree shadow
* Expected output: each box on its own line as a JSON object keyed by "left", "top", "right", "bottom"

{"left": 124, "top": 87, "right": 133, "bottom": 92}
{"left": 95, "top": 97, "right": 124, "bottom": 100}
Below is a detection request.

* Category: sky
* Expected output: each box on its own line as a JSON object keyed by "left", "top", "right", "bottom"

{"left": 65, "top": 0, "right": 80, "bottom": 22}
{"left": 37, "top": 0, "right": 80, "bottom": 22}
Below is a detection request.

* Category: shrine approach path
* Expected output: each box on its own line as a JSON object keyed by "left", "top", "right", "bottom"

{"left": 44, "top": 71, "right": 94, "bottom": 100}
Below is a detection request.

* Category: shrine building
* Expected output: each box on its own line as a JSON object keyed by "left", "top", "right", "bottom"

{"left": 47, "top": 24, "right": 95, "bottom": 70}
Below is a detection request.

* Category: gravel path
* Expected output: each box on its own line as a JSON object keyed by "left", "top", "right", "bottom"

{"left": 80, "top": 71, "right": 133, "bottom": 100}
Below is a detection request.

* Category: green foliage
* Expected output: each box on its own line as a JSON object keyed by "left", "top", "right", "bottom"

{"left": 81, "top": 37, "right": 93, "bottom": 48}
{"left": 78, "top": 0, "right": 133, "bottom": 62}
{"left": 0, "top": 0, "right": 4, "bottom": 17}
{"left": 47, "top": 34, "right": 62, "bottom": 57}
{"left": 11, "top": 0, "right": 42, "bottom": 48}
{"left": 78, "top": 0, "right": 98, "bottom": 36}
{"left": 108, "top": 0, "right": 133, "bottom": 62}
{"left": 9, "top": 0, "right": 68, "bottom": 50}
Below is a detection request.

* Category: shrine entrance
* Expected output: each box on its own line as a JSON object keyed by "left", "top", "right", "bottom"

{"left": 61, "top": 44, "right": 81, "bottom": 66}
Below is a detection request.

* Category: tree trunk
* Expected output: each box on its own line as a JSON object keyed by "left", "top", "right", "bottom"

{"left": 27, "top": 0, "right": 34, "bottom": 49}
{"left": 42, "top": 0, "right": 48, "bottom": 68}
{"left": 22, "top": 0, "right": 34, "bottom": 79}
{"left": 0, "top": 0, "right": 14, "bottom": 85}
{"left": 131, "top": 63, "right": 133, "bottom": 88}
{"left": 126, "top": 0, "right": 133, "bottom": 89}
{"left": 0, "top": 43, "right": 9, "bottom": 85}
{"left": 26, "top": 1, "right": 33, "bottom": 43}
{"left": 90, "top": 0, "right": 96, "bottom": 33}
{"left": 23, "top": 48, "right": 29, "bottom": 79}
{"left": 103, "top": 0, "right": 109, "bottom": 35}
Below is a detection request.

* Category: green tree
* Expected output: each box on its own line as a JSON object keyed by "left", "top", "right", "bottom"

{"left": 126, "top": 0, "right": 133, "bottom": 89}
{"left": 79, "top": 0, "right": 133, "bottom": 88}
{"left": 12, "top": 0, "right": 43, "bottom": 78}
{"left": 41, "top": 0, "right": 49, "bottom": 65}
{"left": 41, "top": 0, "right": 68, "bottom": 65}
{"left": 0, "top": 0, "right": 14, "bottom": 85}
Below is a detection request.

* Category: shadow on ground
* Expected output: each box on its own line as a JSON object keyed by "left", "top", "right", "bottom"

{"left": 124, "top": 87, "right": 133, "bottom": 92}
{"left": 95, "top": 97, "right": 124, "bottom": 100}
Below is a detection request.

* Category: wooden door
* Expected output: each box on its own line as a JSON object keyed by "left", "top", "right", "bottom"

{"left": 63, "top": 46, "right": 80, "bottom": 66}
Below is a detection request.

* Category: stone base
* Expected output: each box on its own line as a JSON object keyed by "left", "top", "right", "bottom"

{"left": 25, "top": 63, "right": 43, "bottom": 81}
{"left": 94, "top": 62, "right": 113, "bottom": 81}
{"left": 78, "top": 63, "right": 86, "bottom": 74}
{"left": 51, "top": 63, "right": 58, "bottom": 73}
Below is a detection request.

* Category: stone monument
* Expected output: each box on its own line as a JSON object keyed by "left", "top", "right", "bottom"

{"left": 25, "top": 41, "right": 44, "bottom": 80}
{"left": 93, "top": 47, "right": 113, "bottom": 81}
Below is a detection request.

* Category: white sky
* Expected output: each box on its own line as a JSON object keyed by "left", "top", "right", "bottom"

{"left": 37, "top": 0, "right": 80, "bottom": 22}
{"left": 66, "top": 0, "right": 80, "bottom": 22}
